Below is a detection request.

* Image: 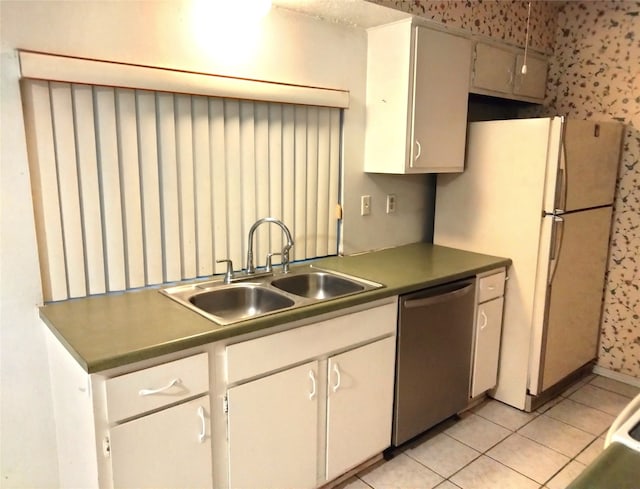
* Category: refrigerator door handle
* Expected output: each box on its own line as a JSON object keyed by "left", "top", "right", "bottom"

{"left": 554, "top": 138, "right": 568, "bottom": 213}
{"left": 548, "top": 215, "right": 565, "bottom": 285}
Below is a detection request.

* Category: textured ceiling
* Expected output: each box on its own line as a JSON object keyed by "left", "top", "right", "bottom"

{"left": 271, "top": 0, "right": 411, "bottom": 27}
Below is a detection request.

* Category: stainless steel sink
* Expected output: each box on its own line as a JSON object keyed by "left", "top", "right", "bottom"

{"left": 160, "top": 266, "right": 383, "bottom": 326}
{"left": 189, "top": 284, "right": 295, "bottom": 324}
{"left": 271, "top": 272, "right": 365, "bottom": 299}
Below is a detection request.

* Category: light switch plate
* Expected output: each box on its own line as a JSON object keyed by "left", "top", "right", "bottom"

{"left": 361, "top": 195, "right": 371, "bottom": 216}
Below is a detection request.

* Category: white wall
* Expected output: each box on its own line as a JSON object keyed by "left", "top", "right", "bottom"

{"left": 0, "top": 1, "right": 430, "bottom": 486}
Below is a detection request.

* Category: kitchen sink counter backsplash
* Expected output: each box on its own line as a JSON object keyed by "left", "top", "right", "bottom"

{"left": 40, "top": 242, "right": 510, "bottom": 373}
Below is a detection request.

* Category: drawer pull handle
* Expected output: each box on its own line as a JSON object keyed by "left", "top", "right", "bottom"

{"left": 138, "top": 378, "right": 182, "bottom": 396}
{"left": 308, "top": 370, "right": 317, "bottom": 400}
{"left": 197, "top": 406, "right": 206, "bottom": 443}
{"left": 332, "top": 363, "right": 342, "bottom": 393}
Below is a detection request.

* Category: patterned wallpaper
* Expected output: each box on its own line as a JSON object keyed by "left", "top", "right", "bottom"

{"left": 546, "top": 1, "right": 640, "bottom": 379}
{"left": 367, "top": 0, "right": 559, "bottom": 53}
{"left": 373, "top": 0, "right": 640, "bottom": 379}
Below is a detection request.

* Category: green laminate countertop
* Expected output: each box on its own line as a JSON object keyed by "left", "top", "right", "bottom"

{"left": 40, "top": 243, "right": 510, "bottom": 373}
{"left": 566, "top": 442, "right": 640, "bottom": 489}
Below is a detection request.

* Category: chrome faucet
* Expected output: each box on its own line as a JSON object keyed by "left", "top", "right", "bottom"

{"left": 246, "top": 218, "right": 294, "bottom": 274}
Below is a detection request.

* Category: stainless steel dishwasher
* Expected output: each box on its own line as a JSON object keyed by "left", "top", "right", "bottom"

{"left": 392, "top": 278, "right": 476, "bottom": 446}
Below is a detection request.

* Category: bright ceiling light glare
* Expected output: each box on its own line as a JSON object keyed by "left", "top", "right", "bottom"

{"left": 191, "top": 0, "right": 272, "bottom": 66}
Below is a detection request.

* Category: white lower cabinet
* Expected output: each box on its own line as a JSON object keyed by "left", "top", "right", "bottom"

{"left": 224, "top": 299, "right": 398, "bottom": 489}
{"left": 46, "top": 299, "right": 397, "bottom": 489}
{"left": 470, "top": 269, "right": 506, "bottom": 398}
{"left": 227, "top": 361, "right": 319, "bottom": 489}
{"left": 326, "top": 337, "right": 396, "bottom": 481}
{"left": 110, "top": 395, "right": 213, "bottom": 489}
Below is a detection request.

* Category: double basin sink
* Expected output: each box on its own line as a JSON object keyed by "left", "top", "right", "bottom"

{"left": 160, "top": 266, "right": 383, "bottom": 326}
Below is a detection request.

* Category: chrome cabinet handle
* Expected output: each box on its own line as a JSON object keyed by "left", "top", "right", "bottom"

{"left": 332, "top": 363, "right": 342, "bottom": 392}
{"left": 308, "top": 370, "right": 317, "bottom": 400}
{"left": 138, "top": 378, "right": 181, "bottom": 396}
{"left": 415, "top": 140, "right": 422, "bottom": 161}
{"left": 197, "top": 406, "right": 206, "bottom": 443}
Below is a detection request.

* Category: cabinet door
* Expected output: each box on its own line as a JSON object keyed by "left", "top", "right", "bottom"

{"left": 411, "top": 27, "right": 471, "bottom": 173}
{"left": 472, "top": 43, "right": 515, "bottom": 94}
{"left": 227, "top": 361, "right": 319, "bottom": 489}
{"left": 514, "top": 54, "right": 548, "bottom": 100}
{"left": 325, "top": 337, "right": 396, "bottom": 481}
{"left": 471, "top": 297, "right": 504, "bottom": 398}
{"left": 109, "top": 395, "right": 213, "bottom": 489}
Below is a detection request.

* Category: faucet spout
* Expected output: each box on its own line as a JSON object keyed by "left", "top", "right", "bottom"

{"left": 246, "top": 217, "right": 294, "bottom": 274}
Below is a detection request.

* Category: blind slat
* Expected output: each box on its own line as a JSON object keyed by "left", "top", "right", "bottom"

{"left": 175, "top": 94, "right": 197, "bottom": 280}
{"left": 210, "top": 98, "right": 228, "bottom": 275}
{"left": 306, "top": 107, "right": 320, "bottom": 259}
{"left": 316, "top": 107, "right": 331, "bottom": 257}
{"left": 136, "top": 91, "right": 163, "bottom": 285}
{"left": 50, "top": 82, "right": 87, "bottom": 298}
{"left": 254, "top": 103, "right": 271, "bottom": 265}
{"left": 268, "top": 105, "right": 284, "bottom": 254}
{"left": 192, "top": 96, "right": 213, "bottom": 276}
{"left": 281, "top": 105, "right": 296, "bottom": 263}
{"left": 293, "top": 106, "right": 308, "bottom": 262}
{"left": 115, "top": 88, "right": 145, "bottom": 289}
{"left": 23, "top": 81, "right": 69, "bottom": 301}
{"left": 157, "top": 93, "right": 181, "bottom": 283}
{"left": 73, "top": 85, "right": 106, "bottom": 295}
{"left": 224, "top": 100, "right": 244, "bottom": 270}
{"left": 328, "top": 109, "right": 340, "bottom": 248}
{"left": 94, "top": 87, "right": 126, "bottom": 291}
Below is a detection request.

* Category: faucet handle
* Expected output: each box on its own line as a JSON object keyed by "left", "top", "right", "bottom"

{"left": 216, "top": 259, "right": 235, "bottom": 284}
{"left": 265, "top": 252, "right": 281, "bottom": 273}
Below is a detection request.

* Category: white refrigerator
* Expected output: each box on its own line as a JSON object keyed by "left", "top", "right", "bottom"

{"left": 434, "top": 116, "right": 624, "bottom": 410}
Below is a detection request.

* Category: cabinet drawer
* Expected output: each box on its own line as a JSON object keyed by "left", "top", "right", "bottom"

{"left": 105, "top": 352, "right": 209, "bottom": 422}
{"left": 477, "top": 270, "right": 506, "bottom": 303}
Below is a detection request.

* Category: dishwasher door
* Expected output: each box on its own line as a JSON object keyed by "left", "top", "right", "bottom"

{"left": 393, "top": 278, "right": 476, "bottom": 446}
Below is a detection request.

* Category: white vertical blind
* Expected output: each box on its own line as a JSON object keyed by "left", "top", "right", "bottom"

{"left": 21, "top": 81, "right": 341, "bottom": 302}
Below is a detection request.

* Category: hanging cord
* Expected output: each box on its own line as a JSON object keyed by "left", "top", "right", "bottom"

{"left": 522, "top": 1, "right": 532, "bottom": 74}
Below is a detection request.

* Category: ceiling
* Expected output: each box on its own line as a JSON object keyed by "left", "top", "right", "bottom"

{"left": 271, "top": 0, "right": 411, "bottom": 28}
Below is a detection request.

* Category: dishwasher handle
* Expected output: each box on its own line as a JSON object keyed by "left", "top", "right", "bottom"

{"left": 403, "top": 282, "right": 474, "bottom": 309}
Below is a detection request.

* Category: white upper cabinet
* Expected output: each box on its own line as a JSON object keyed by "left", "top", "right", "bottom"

{"left": 471, "top": 42, "right": 548, "bottom": 103}
{"left": 365, "top": 21, "right": 472, "bottom": 174}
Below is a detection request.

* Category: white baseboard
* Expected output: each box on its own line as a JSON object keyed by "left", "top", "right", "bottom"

{"left": 592, "top": 365, "right": 640, "bottom": 388}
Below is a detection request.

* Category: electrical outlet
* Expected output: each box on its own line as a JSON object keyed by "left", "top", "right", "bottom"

{"left": 360, "top": 195, "right": 371, "bottom": 216}
{"left": 386, "top": 194, "right": 397, "bottom": 214}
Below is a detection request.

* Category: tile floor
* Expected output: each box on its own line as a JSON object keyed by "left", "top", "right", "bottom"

{"left": 341, "top": 375, "right": 639, "bottom": 489}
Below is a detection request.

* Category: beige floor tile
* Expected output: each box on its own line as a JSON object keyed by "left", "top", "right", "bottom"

{"left": 589, "top": 376, "right": 640, "bottom": 399}
{"left": 536, "top": 396, "right": 563, "bottom": 414}
{"left": 445, "top": 413, "right": 511, "bottom": 452}
{"left": 518, "top": 414, "right": 595, "bottom": 457}
{"left": 340, "top": 477, "right": 372, "bottom": 489}
{"left": 560, "top": 375, "right": 596, "bottom": 398}
{"left": 487, "top": 433, "right": 570, "bottom": 484}
{"left": 545, "top": 398, "right": 614, "bottom": 435}
{"left": 569, "top": 384, "right": 630, "bottom": 416}
{"left": 406, "top": 433, "right": 480, "bottom": 478}
{"left": 359, "top": 453, "right": 443, "bottom": 489}
{"left": 435, "top": 481, "right": 462, "bottom": 489}
{"left": 575, "top": 437, "right": 605, "bottom": 465}
{"left": 450, "top": 455, "right": 539, "bottom": 489}
{"left": 474, "top": 399, "right": 537, "bottom": 431}
{"left": 545, "top": 460, "right": 586, "bottom": 489}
